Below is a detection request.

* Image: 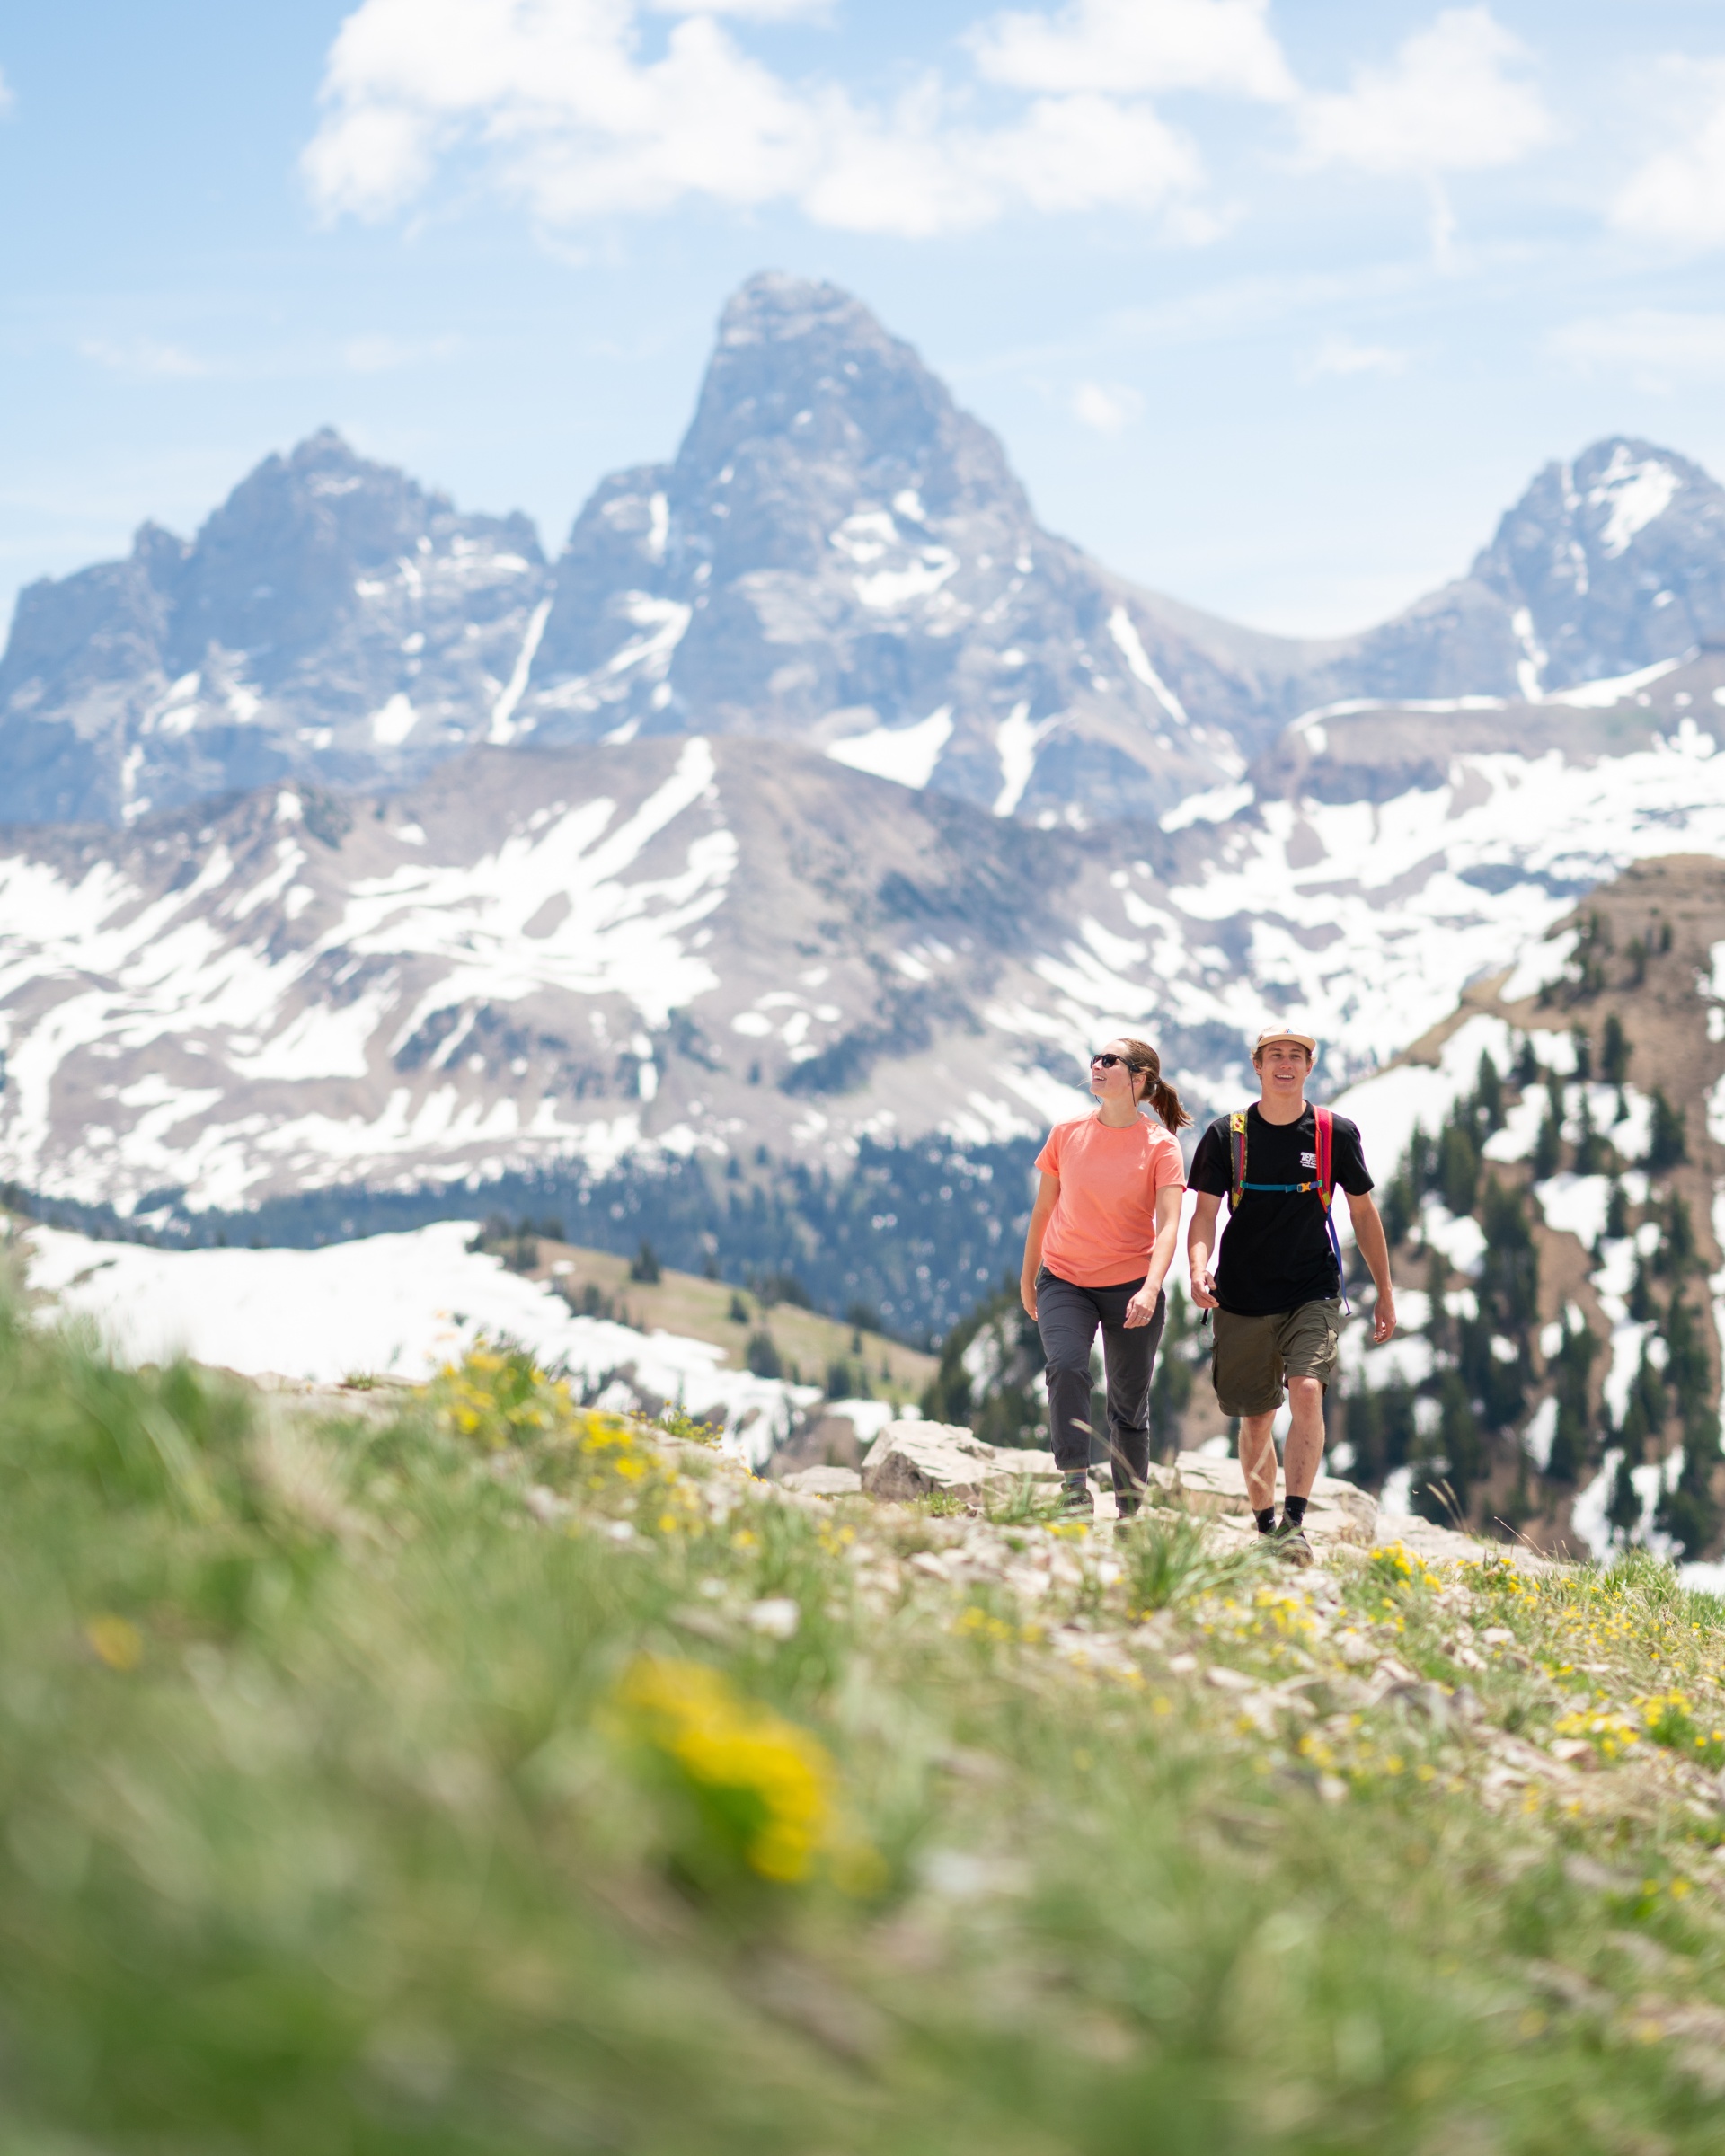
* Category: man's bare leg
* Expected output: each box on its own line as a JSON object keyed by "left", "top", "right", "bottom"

{"left": 1281, "top": 1377, "right": 1327, "bottom": 1500}
{"left": 1238, "top": 1413, "right": 1278, "bottom": 1514}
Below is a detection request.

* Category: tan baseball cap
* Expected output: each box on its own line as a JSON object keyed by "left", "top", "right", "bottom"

{"left": 1253, "top": 1027, "right": 1318, "bottom": 1056}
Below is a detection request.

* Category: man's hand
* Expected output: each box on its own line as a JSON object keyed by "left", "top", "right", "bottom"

{"left": 1123, "top": 1286, "right": 1158, "bottom": 1328}
{"left": 1185, "top": 1194, "right": 1222, "bottom": 1313}
{"left": 1371, "top": 1289, "right": 1397, "bottom": 1345}
{"left": 1020, "top": 1276, "right": 1039, "bottom": 1321}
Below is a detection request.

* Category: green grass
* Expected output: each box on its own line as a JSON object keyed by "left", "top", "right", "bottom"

{"left": 6, "top": 1308, "right": 1725, "bottom": 2151}
{"left": 1117, "top": 1507, "right": 1274, "bottom": 1613}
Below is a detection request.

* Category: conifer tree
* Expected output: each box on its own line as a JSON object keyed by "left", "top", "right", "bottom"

{"left": 1545, "top": 1315, "right": 1598, "bottom": 1487}
{"left": 1646, "top": 1089, "right": 1687, "bottom": 1170}
{"left": 1474, "top": 1050, "right": 1505, "bottom": 1133}
{"left": 1572, "top": 1089, "right": 1607, "bottom": 1176}
{"left": 1605, "top": 1452, "right": 1641, "bottom": 1540}
{"left": 1440, "top": 1118, "right": 1480, "bottom": 1215}
{"left": 1600, "top": 1011, "right": 1631, "bottom": 1086}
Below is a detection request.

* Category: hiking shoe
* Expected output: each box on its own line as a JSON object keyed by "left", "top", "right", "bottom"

{"left": 1272, "top": 1524, "right": 1314, "bottom": 1568}
{"left": 1057, "top": 1478, "right": 1092, "bottom": 1521}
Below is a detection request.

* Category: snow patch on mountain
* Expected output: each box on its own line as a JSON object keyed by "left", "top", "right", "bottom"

{"left": 20, "top": 1219, "right": 806, "bottom": 1463}
{"left": 991, "top": 699, "right": 1049, "bottom": 817}
{"left": 1547, "top": 657, "right": 1685, "bottom": 709}
{"left": 1174, "top": 720, "right": 1725, "bottom": 1074}
{"left": 1592, "top": 446, "right": 1681, "bottom": 559}
{"left": 827, "top": 707, "right": 953, "bottom": 788}
{"left": 1107, "top": 605, "right": 1188, "bottom": 725}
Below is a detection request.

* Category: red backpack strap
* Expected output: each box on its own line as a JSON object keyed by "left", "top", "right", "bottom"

{"left": 1314, "top": 1105, "right": 1333, "bottom": 1209}
{"left": 1228, "top": 1109, "right": 1247, "bottom": 1212}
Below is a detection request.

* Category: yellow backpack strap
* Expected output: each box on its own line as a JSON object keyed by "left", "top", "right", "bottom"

{"left": 1228, "top": 1109, "right": 1247, "bottom": 1213}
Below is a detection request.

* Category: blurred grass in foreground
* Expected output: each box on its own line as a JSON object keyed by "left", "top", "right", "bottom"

{"left": 4, "top": 1311, "right": 1725, "bottom": 2152}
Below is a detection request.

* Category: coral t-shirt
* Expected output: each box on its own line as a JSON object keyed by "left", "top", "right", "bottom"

{"left": 1034, "top": 1115, "right": 1187, "bottom": 1288}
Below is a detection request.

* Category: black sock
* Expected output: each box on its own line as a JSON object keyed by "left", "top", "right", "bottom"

{"left": 1253, "top": 1507, "right": 1276, "bottom": 1535}
{"left": 1282, "top": 1494, "right": 1307, "bottom": 1527}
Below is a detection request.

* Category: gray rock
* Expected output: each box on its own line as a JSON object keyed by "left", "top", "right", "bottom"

{"left": 860, "top": 1418, "right": 1059, "bottom": 1503}
{"left": 779, "top": 1464, "right": 862, "bottom": 1497}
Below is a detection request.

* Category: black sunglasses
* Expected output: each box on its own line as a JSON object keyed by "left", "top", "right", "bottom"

{"left": 1091, "top": 1053, "right": 1134, "bottom": 1069}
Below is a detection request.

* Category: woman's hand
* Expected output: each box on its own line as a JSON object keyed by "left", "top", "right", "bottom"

{"left": 1020, "top": 1171, "right": 1057, "bottom": 1327}
{"left": 1123, "top": 1286, "right": 1159, "bottom": 1328}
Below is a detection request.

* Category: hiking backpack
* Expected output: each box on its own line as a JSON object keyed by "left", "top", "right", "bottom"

{"left": 1226, "top": 1104, "right": 1349, "bottom": 1309}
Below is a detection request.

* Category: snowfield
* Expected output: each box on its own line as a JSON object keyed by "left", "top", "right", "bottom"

{"left": 16, "top": 1220, "right": 809, "bottom": 1466}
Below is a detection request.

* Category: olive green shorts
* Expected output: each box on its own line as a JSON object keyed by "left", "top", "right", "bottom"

{"left": 1210, "top": 1298, "right": 1342, "bottom": 1418}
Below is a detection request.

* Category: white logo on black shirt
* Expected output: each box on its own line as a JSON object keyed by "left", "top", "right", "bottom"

{"left": 1300, "top": 1152, "right": 1316, "bottom": 1170}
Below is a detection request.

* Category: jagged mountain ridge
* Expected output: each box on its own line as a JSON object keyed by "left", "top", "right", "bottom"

{"left": 0, "top": 432, "right": 546, "bottom": 827}
{"left": 513, "top": 272, "right": 1271, "bottom": 824}
{"left": 7, "top": 273, "right": 1725, "bottom": 833}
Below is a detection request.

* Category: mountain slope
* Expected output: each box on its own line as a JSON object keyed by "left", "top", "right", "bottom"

{"left": 8, "top": 645, "right": 1725, "bottom": 1253}
{"left": 0, "top": 736, "right": 1139, "bottom": 1219}
{"left": 13, "top": 1312, "right": 1725, "bottom": 2151}
{"left": 1327, "top": 853, "right": 1725, "bottom": 1562}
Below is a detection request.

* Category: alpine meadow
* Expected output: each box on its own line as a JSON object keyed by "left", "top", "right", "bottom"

{"left": 13, "top": 1, "right": 1725, "bottom": 2143}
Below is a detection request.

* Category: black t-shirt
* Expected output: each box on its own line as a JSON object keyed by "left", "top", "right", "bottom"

{"left": 1188, "top": 1104, "right": 1374, "bottom": 1316}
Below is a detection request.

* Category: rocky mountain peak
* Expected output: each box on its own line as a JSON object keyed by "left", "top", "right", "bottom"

{"left": 0, "top": 428, "right": 550, "bottom": 827}
{"left": 170, "top": 429, "right": 437, "bottom": 684}
{"left": 1471, "top": 435, "right": 1725, "bottom": 693}
{"left": 522, "top": 270, "right": 1251, "bottom": 823}
{"left": 678, "top": 271, "right": 1025, "bottom": 534}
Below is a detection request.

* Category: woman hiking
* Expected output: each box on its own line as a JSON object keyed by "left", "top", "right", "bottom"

{"left": 1020, "top": 1038, "right": 1190, "bottom": 1521}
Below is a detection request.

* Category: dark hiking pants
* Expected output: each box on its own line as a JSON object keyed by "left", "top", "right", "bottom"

{"left": 1035, "top": 1267, "right": 1166, "bottom": 1499}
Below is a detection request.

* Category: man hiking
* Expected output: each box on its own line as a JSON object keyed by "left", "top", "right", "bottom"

{"left": 1186, "top": 1028, "right": 1396, "bottom": 1565}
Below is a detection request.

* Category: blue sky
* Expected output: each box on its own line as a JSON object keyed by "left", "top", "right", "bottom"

{"left": 4, "top": 1, "right": 1725, "bottom": 640}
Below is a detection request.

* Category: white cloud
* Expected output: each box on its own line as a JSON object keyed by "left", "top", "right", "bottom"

{"left": 0, "top": 66, "right": 13, "bottom": 117}
{"left": 1070, "top": 380, "right": 1144, "bottom": 431}
{"left": 650, "top": 0, "right": 827, "bottom": 13}
{"left": 1613, "top": 65, "right": 1725, "bottom": 249}
{"left": 1296, "top": 8, "right": 1552, "bottom": 176}
{"left": 1305, "top": 334, "right": 1407, "bottom": 379}
{"left": 969, "top": 0, "right": 1292, "bottom": 102}
{"left": 303, "top": 0, "right": 1237, "bottom": 238}
{"left": 303, "top": 2, "right": 818, "bottom": 225}
{"left": 341, "top": 331, "right": 464, "bottom": 373}
{"left": 801, "top": 88, "right": 1201, "bottom": 236}
{"left": 1550, "top": 308, "right": 1725, "bottom": 389}
{"left": 77, "top": 337, "right": 212, "bottom": 379}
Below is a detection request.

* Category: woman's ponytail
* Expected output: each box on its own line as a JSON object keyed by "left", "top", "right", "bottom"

{"left": 1149, "top": 1076, "right": 1190, "bottom": 1133}
{"left": 1119, "top": 1038, "right": 1192, "bottom": 1133}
